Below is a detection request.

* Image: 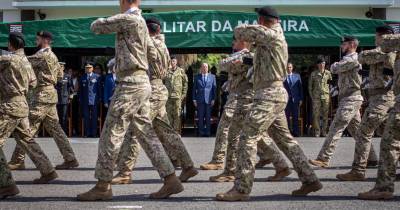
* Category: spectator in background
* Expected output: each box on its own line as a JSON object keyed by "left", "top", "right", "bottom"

{"left": 308, "top": 58, "right": 332, "bottom": 137}
{"left": 71, "top": 68, "right": 80, "bottom": 136}
{"left": 103, "top": 58, "right": 117, "bottom": 115}
{"left": 193, "top": 63, "right": 217, "bottom": 137}
{"left": 284, "top": 62, "right": 303, "bottom": 137}
{"left": 79, "top": 62, "right": 101, "bottom": 137}
{"left": 165, "top": 56, "right": 188, "bottom": 133}
{"left": 56, "top": 62, "right": 73, "bottom": 133}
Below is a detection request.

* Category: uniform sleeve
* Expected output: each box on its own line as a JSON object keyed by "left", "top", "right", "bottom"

{"left": 182, "top": 69, "right": 188, "bottom": 99}
{"left": 359, "top": 48, "right": 390, "bottom": 65}
{"left": 308, "top": 73, "right": 313, "bottom": 99}
{"left": 330, "top": 57, "right": 361, "bottom": 74}
{"left": 234, "top": 24, "right": 277, "bottom": 45}
{"left": 384, "top": 52, "right": 397, "bottom": 70}
{"left": 27, "top": 66, "right": 37, "bottom": 89}
{"left": 56, "top": 63, "right": 64, "bottom": 82}
{"left": 146, "top": 35, "right": 159, "bottom": 66}
{"left": 91, "top": 14, "right": 136, "bottom": 34}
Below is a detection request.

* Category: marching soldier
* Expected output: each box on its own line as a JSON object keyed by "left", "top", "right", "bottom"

{"left": 337, "top": 26, "right": 396, "bottom": 181}
{"left": 112, "top": 17, "right": 198, "bottom": 185}
{"left": 77, "top": 0, "right": 182, "bottom": 201}
{"left": 164, "top": 56, "right": 188, "bottom": 133}
{"left": 0, "top": 32, "right": 57, "bottom": 199}
{"left": 358, "top": 33, "right": 400, "bottom": 200}
{"left": 308, "top": 58, "right": 332, "bottom": 137}
{"left": 8, "top": 30, "right": 79, "bottom": 171}
{"left": 216, "top": 6, "right": 321, "bottom": 201}
{"left": 309, "top": 36, "right": 378, "bottom": 168}
{"left": 209, "top": 36, "right": 291, "bottom": 183}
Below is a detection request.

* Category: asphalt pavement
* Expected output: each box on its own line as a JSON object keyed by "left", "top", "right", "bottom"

{"left": 1, "top": 137, "right": 399, "bottom": 210}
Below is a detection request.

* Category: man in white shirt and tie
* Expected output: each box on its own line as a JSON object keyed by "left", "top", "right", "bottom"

{"left": 284, "top": 62, "right": 303, "bottom": 137}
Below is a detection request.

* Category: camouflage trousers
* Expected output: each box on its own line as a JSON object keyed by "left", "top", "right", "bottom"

{"left": 116, "top": 80, "right": 194, "bottom": 174}
{"left": 166, "top": 97, "right": 183, "bottom": 133}
{"left": 0, "top": 114, "right": 54, "bottom": 188}
{"left": 223, "top": 96, "right": 288, "bottom": 175}
{"left": 234, "top": 87, "right": 319, "bottom": 194}
{"left": 374, "top": 104, "right": 400, "bottom": 193}
{"left": 312, "top": 97, "right": 330, "bottom": 137}
{"left": 353, "top": 92, "right": 395, "bottom": 173}
{"left": 11, "top": 102, "right": 76, "bottom": 164}
{"left": 94, "top": 75, "right": 175, "bottom": 182}
{"left": 317, "top": 97, "right": 378, "bottom": 162}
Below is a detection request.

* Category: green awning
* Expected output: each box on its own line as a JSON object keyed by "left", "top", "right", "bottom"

{"left": 0, "top": 10, "right": 394, "bottom": 49}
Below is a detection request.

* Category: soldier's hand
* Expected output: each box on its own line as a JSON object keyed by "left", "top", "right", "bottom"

{"left": 104, "top": 103, "right": 109, "bottom": 108}
{"left": 211, "top": 100, "right": 215, "bottom": 107}
{"left": 193, "top": 100, "right": 197, "bottom": 107}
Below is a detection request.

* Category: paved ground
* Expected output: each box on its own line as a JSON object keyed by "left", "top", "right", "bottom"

{"left": 1, "top": 137, "right": 399, "bottom": 210}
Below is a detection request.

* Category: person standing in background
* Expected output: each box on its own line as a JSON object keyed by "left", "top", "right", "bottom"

{"left": 71, "top": 68, "right": 80, "bottom": 136}
{"left": 192, "top": 63, "right": 217, "bottom": 137}
{"left": 103, "top": 58, "right": 116, "bottom": 115}
{"left": 79, "top": 62, "right": 101, "bottom": 137}
{"left": 164, "top": 56, "right": 188, "bottom": 133}
{"left": 308, "top": 58, "right": 332, "bottom": 137}
{"left": 56, "top": 62, "right": 73, "bottom": 134}
{"left": 284, "top": 62, "right": 303, "bottom": 137}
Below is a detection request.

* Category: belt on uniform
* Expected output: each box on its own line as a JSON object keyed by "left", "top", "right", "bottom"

{"left": 36, "top": 85, "right": 55, "bottom": 91}
{"left": 258, "top": 81, "right": 283, "bottom": 89}
{"left": 340, "top": 90, "right": 361, "bottom": 98}
{"left": 4, "top": 95, "right": 26, "bottom": 103}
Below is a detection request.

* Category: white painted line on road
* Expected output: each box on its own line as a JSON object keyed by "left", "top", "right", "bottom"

{"left": 107, "top": 206, "right": 142, "bottom": 209}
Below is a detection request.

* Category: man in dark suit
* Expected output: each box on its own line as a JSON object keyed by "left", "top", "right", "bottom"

{"left": 193, "top": 63, "right": 217, "bottom": 137}
{"left": 103, "top": 58, "right": 116, "bottom": 113}
{"left": 284, "top": 62, "right": 303, "bottom": 137}
{"left": 79, "top": 62, "right": 101, "bottom": 137}
{"left": 56, "top": 62, "right": 73, "bottom": 134}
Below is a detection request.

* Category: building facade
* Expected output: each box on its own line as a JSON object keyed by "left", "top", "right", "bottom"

{"left": 1, "top": 0, "right": 400, "bottom": 22}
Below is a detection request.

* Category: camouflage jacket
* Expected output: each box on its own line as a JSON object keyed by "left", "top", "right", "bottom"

{"left": 0, "top": 49, "right": 36, "bottom": 117}
{"left": 234, "top": 23, "right": 288, "bottom": 90}
{"left": 219, "top": 49, "right": 253, "bottom": 97}
{"left": 358, "top": 47, "right": 396, "bottom": 92}
{"left": 164, "top": 66, "right": 188, "bottom": 99}
{"left": 330, "top": 52, "right": 363, "bottom": 101}
{"left": 28, "top": 47, "right": 62, "bottom": 104}
{"left": 149, "top": 34, "right": 170, "bottom": 81}
{"left": 308, "top": 69, "right": 332, "bottom": 100}
{"left": 90, "top": 9, "right": 159, "bottom": 83}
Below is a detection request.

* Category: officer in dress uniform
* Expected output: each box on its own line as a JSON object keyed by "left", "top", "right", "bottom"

{"left": 79, "top": 62, "right": 101, "bottom": 137}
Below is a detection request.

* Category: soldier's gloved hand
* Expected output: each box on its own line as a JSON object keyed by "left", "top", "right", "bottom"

{"left": 243, "top": 57, "right": 254, "bottom": 66}
{"left": 104, "top": 103, "right": 109, "bottom": 108}
{"left": 383, "top": 68, "right": 394, "bottom": 76}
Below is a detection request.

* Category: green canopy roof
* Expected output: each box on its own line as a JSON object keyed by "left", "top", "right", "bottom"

{"left": 0, "top": 10, "right": 394, "bottom": 49}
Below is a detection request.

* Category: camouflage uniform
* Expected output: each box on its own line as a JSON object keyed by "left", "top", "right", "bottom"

{"left": 116, "top": 34, "right": 194, "bottom": 174}
{"left": 352, "top": 47, "right": 396, "bottom": 173}
{"left": 10, "top": 47, "right": 77, "bottom": 164}
{"left": 316, "top": 52, "right": 378, "bottom": 163}
{"left": 164, "top": 66, "right": 188, "bottom": 133}
{"left": 218, "top": 50, "right": 288, "bottom": 176}
{"left": 90, "top": 9, "right": 175, "bottom": 182}
{"left": 373, "top": 35, "right": 400, "bottom": 192}
{"left": 0, "top": 49, "right": 55, "bottom": 188}
{"left": 233, "top": 24, "right": 319, "bottom": 194}
{"left": 308, "top": 69, "right": 332, "bottom": 137}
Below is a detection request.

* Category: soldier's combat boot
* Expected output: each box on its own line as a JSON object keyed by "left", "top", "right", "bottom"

{"left": 216, "top": 188, "right": 250, "bottom": 201}
{"left": 266, "top": 167, "right": 292, "bottom": 181}
{"left": 358, "top": 189, "right": 393, "bottom": 200}
{"left": 366, "top": 160, "right": 378, "bottom": 168}
{"left": 255, "top": 159, "right": 272, "bottom": 168}
{"left": 33, "top": 171, "right": 58, "bottom": 184}
{"left": 336, "top": 170, "right": 366, "bottom": 181}
{"left": 179, "top": 167, "right": 199, "bottom": 182}
{"left": 200, "top": 162, "right": 223, "bottom": 170}
{"left": 292, "top": 181, "right": 323, "bottom": 196}
{"left": 7, "top": 162, "right": 25, "bottom": 170}
{"left": 209, "top": 173, "right": 235, "bottom": 182}
{"left": 149, "top": 173, "right": 184, "bottom": 199}
{"left": 111, "top": 172, "right": 132, "bottom": 185}
{"left": 55, "top": 159, "right": 79, "bottom": 170}
{"left": 309, "top": 159, "right": 329, "bottom": 168}
{"left": 0, "top": 184, "right": 20, "bottom": 199}
{"left": 77, "top": 180, "right": 113, "bottom": 201}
